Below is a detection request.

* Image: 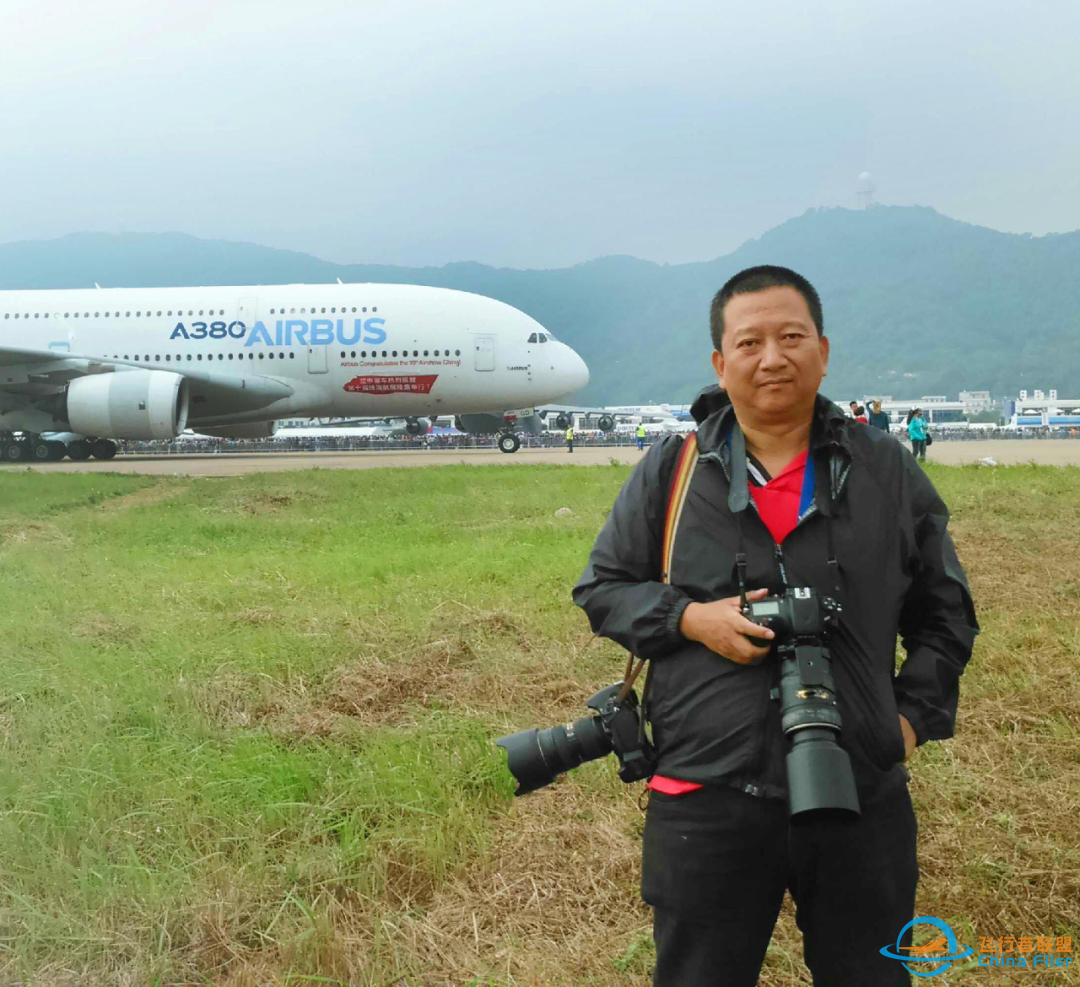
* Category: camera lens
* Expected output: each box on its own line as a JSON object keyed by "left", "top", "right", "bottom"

{"left": 496, "top": 714, "right": 613, "bottom": 796}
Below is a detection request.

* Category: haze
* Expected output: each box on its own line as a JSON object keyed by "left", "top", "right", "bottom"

{"left": 1, "top": 0, "right": 1076, "bottom": 269}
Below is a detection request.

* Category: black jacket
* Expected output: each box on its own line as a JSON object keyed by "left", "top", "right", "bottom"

{"left": 573, "top": 388, "right": 978, "bottom": 798}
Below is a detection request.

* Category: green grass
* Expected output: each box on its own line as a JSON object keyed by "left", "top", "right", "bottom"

{"left": 0, "top": 463, "right": 1077, "bottom": 985}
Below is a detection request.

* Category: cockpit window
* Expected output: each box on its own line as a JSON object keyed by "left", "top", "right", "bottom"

{"left": 538, "top": 333, "right": 548, "bottom": 343}
{"left": 527, "top": 332, "right": 538, "bottom": 343}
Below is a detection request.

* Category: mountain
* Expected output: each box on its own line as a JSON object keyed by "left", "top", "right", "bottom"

{"left": 2, "top": 207, "right": 1077, "bottom": 405}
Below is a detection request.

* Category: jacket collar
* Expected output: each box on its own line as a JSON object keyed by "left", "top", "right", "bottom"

{"left": 690, "top": 385, "right": 853, "bottom": 512}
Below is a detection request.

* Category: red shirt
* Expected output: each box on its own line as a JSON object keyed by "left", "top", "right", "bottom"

{"left": 648, "top": 451, "right": 809, "bottom": 796}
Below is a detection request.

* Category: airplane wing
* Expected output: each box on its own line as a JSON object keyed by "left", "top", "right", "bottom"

{"left": 0, "top": 345, "right": 293, "bottom": 411}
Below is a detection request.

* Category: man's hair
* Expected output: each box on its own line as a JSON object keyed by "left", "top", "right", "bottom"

{"left": 849, "top": 400, "right": 859, "bottom": 408}
{"left": 710, "top": 265, "right": 823, "bottom": 351}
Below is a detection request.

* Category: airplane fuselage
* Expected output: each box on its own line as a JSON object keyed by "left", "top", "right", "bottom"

{"left": 0, "top": 283, "right": 588, "bottom": 432}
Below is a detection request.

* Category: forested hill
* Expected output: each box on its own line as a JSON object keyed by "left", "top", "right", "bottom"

{"left": 2, "top": 205, "right": 1077, "bottom": 405}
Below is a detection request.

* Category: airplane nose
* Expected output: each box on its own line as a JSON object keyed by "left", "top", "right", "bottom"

{"left": 563, "top": 344, "right": 590, "bottom": 391}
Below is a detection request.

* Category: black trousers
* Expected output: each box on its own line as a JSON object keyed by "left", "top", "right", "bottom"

{"left": 642, "top": 780, "right": 918, "bottom": 986}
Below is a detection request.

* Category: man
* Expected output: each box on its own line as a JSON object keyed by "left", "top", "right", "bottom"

{"left": 848, "top": 399, "right": 860, "bottom": 418}
{"left": 573, "top": 266, "right": 977, "bottom": 986}
{"left": 565, "top": 422, "right": 574, "bottom": 453}
{"left": 636, "top": 422, "right": 647, "bottom": 451}
{"left": 869, "top": 399, "right": 891, "bottom": 431}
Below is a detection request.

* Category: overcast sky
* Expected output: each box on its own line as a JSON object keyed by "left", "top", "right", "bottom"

{"left": 0, "top": 0, "right": 1077, "bottom": 268}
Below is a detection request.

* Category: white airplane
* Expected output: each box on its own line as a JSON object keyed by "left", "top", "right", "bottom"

{"left": 0, "top": 283, "right": 589, "bottom": 460}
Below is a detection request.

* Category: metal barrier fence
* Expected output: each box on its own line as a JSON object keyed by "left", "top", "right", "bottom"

{"left": 116, "top": 428, "right": 1080, "bottom": 456}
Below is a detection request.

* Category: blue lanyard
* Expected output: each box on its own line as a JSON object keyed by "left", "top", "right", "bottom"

{"left": 798, "top": 450, "right": 816, "bottom": 520}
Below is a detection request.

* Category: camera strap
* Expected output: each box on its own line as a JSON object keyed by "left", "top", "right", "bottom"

{"left": 619, "top": 431, "right": 699, "bottom": 710}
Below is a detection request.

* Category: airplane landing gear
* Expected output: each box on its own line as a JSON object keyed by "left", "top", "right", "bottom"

{"left": 66, "top": 440, "right": 92, "bottom": 461}
{"left": 91, "top": 439, "right": 118, "bottom": 460}
{"left": 29, "top": 438, "right": 55, "bottom": 462}
{"left": 2, "top": 440, "right": 28, "bottom": 462}
{"left": 498, "top": 432, "right": 521, "bottom": 454}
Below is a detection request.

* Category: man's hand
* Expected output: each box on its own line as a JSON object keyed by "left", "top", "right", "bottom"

{"left": 899, "top": 714, "right": 917, "bottom": 760}
{"left": 679, "top": 589, "right": 776, "bottom": 665}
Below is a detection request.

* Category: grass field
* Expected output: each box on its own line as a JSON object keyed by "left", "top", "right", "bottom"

{"left": 0, "top": 463, "right": 1077, "bottom": 986}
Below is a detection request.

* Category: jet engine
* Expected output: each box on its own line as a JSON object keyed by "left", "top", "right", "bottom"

{"left": 195, "top": 422, "right": 279, "bottom": 439}
{"left": 64, "top": 370, "right": 190, "bottom": 440}
{"left": 404, "top": 417, "right": 431, "bottom": 436}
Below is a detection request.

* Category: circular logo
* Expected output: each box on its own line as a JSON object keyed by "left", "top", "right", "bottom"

{"left": 879, "top": 917, "right": 974, "bottom": 978}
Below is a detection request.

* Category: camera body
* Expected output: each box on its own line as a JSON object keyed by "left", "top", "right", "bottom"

{"left": 496, "top": 682, "right": 655, "bottom": 796}
{"left": 744, "top": 585, "right": 839, "bottom": 640}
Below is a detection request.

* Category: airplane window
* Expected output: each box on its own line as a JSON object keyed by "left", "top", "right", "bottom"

{"left": 289, "top": 353, "right": 295, "bottom": 359}
{"left": 382, "top": 351, "right": 387, "bottom": 357}
{"left": 539, "top": 334, "right": 548, "bottom": 343}
{"left": 219, "top": 354, "right": 224, "bottom": 360}
{"left": 340, "top": 351, "right": 345, "bottom": 358}
{"left": 350, "top": 351, "right": 356, "bottom": 358}
{"left": 186, "top": 354, "right": 192, "bottom": 361}
{"left": 455, "top": 349, "right": 461, "bottom": 356}
{"left": 321, "top": 308, "right": 326, "bottom": 313}
{"left": 258, "top": 353, "right": 264, "bottom": 359}
{"left": 362, "top": 307, "right": 367, "bottom": 313}
{"left": 527, "top": 333, "right": 537, "bottom": 343}
{"left": 166, "top": 355, "right": 171, "bottom": 361}
{"left": 157, "top": 311, "right": 162, "bottom": 316}
{"left": 197, "top": 354, "right": 203, "bottom": 361}
{"left": 300, "top": 308, "right": 306, "bottom": 314}
{"left": 423, "top": 350, "right": 429, "bottom": 356}
{"left": 290, "top": 308, "right": 296, "bottom": 314}
{"left": 373, "top": 307, "right": 378, "bottom": 312}
{"left": 392, "top": 350, "right": 397, "bottom": 357}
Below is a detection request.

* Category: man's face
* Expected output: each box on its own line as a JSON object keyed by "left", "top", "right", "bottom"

{"left": 711, "top": 286, "right": 829, "bottom": 424}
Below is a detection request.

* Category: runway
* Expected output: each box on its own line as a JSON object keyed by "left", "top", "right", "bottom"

{"left": 6, "top": 439, "right": 1080, "bottom": 476}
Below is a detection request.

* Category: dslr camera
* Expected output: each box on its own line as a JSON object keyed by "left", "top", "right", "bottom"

{"left": 743, "top": 587, "right": 860, "bottom": 817}
{"left": 495, "top": 681, "right": 655, "bottom": 796}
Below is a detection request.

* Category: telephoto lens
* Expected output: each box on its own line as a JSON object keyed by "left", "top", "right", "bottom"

{"left": 777, "top": 644, "right": 860, "bottom": 818}
{"left": 496, "top": 712, "right": 613, "bottom": 796}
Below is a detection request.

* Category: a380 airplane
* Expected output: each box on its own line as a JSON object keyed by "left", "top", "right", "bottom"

{"left": 0, "top": 283, "right": 589, "bottom": 461}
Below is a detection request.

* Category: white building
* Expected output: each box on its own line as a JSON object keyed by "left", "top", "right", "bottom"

{"left": 1012, "top": 390, "right": 1080, "bottom": 428}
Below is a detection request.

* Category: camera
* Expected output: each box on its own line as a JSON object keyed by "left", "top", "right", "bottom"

{"left": 744, "top": 587, "right": 861, "bottom": 818}
{"left": 495, "top": 682, "right": 655, "bottom": 796}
